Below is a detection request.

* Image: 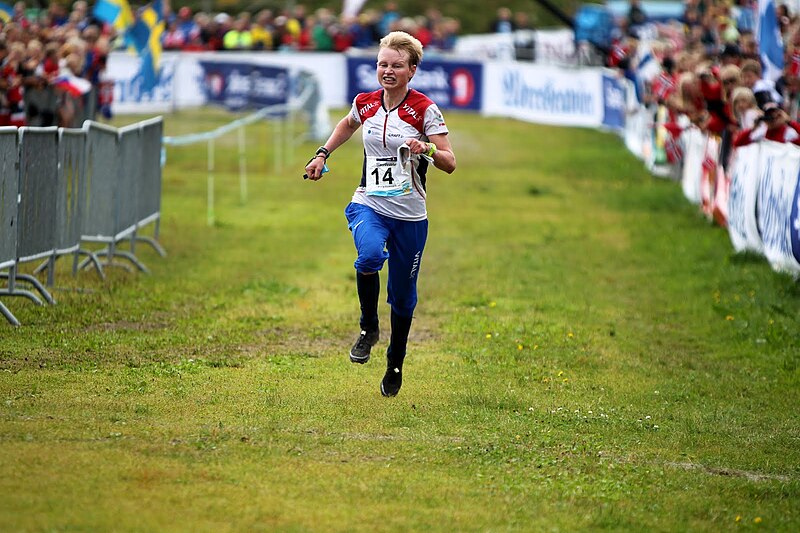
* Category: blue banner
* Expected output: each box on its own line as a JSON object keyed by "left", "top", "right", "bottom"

{"left": 792, "top": 170, "right": 800, "bottom": 263}
{"left": 601, "top": 73, "right": 626, "bottom": 131}
{"left": 346, "top": 57, "right": 482, "bottom": 111}
{"left": 199, "top": 61, "right": 290, "bottom": 111}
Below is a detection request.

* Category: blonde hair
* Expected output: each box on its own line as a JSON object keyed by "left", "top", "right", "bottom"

{"left": 731, "top": 86, "right": 756, "bottom": 108}
{"left": 379, "top": 31, "right": 423, "bottom": 66}
{"left": 740, "top": 59, "right": 762, "bottom": 76}
{"left": 719, "top": 64, "right": 741, "bottom": 83}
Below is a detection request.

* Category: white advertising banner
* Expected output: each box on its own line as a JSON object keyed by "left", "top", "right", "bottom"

{"left": 453, "top": 30, "right": 576, "bottom": 64}
{"left": 107, "top": 51, "right": 349, "bottom": 113}
{"left": 728, "top": 143, "right": 764, "bottom": 254}
{"left": 482, "top": 62, "right": 605, "bottom": 127}
{"left": 680, "top": 127, "right": 705, "bottom": 205}
{"left": 755, "top": 141, "right": 800, "bottom": 274}
{"left": 535, "top": 29, "right": 577, "bottom": 65}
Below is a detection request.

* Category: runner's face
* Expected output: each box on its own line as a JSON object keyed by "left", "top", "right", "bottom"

{"left": 377, "top": 48, "right": 415, "bottom": 92}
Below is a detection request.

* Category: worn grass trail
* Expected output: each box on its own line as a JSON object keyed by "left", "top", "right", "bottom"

{"left": 1, "top": 109, "right": 798, "bottom": 531}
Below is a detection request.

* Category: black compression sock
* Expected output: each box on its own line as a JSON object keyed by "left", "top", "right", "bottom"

{"left": 388, "top": 309, "right": 413, "bottom": 368}
{"left": 356, "top": 271, "right": 380, "bottom": 332}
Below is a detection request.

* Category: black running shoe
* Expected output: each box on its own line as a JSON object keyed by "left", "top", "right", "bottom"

{"left": 349, "top": 329, "right": 379, "bottom": 364}
{"left": 380, "top": 365, "right": 402, "bottom": 397}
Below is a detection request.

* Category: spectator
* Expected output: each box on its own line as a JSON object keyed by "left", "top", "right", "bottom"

{"left": 223, "top": 13, "right": 253, "bottom": 51}
{"left": 720, "top": 43, "right": 741, "bottom": 66}
{"left": 731, "top": 86, "right": 760, "bottom": 129}
{"left": 310, "top": 8, "right": 335, "bottom": 51}
{"left": 732, "top": 0, "right": 756, "bottom": 33}
{"left": 378, "top": 2, "right": 401, "bottom": 36}
{"left": 351, "top": 11, "right": 379, "bottom": 49}
{"left": 628, "top": 0, "right": 648, "bottom": 31}
{"left": 163, "top": 19, "right": 187, "bottom": 50}
{"left": 489, "top": 7, "right": 515, "bottom": 33}
{"left": 733, "top": 101, "right": 800, "bottom": 146}
{"left": 741, "top": 58, "right": 782, "bottom": 106}
{"left": 176, "top": 6, "right": 200, "bottom": 44}
{"left": 251, "top": 10, "right": 275, "bottom": 51}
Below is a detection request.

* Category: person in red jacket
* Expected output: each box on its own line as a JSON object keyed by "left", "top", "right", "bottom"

{"left": 733, "top": 102, "right": 800, "bottom": 146}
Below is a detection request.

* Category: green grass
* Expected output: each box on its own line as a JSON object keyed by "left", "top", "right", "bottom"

{"left": 1, "top": 108, "right": 799, "bottom": 531}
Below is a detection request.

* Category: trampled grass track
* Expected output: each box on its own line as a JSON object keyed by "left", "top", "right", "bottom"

{"left": 1, "top": 108, "right": 798, "bottom": 531}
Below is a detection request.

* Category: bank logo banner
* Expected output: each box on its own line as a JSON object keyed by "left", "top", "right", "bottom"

{"left": 346, "top": 57, "right": 482, "bottom": 111}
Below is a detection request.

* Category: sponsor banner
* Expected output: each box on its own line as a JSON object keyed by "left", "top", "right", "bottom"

{"left": 601, "top": 72, "right": 626, "bottom": 131}
{"left": 700, "top": 136, "right": 720, "bottom": 220}
{"left": 728, "top": 143, "right": 764, "bottom": 253}
{"left": 681, "top": 127, "right": 706, "bottom": 205}
{"left": 483, "top": 62, "right": 605, "bottom": 128}
{"left": 346, "top": 56, "right": 482, "bottom": 111}
{"left": 756, "top": 141, "right": 800, "bottom": 274}
{"left": 622, "top": 78, "right": 650, "bottom": 158}
{"left": 107, "top": 51, "right": 348, "bottom": 113}
{"left": 536, "top": 29, "right": 578, "bottom": 65}
{"left": 453, "top": 33, "right": 516, "bottom": 61}
{"left": 792, "top": 166, "right": 800, "bottom": 264}
{"left": 452, "top": 29, "right": 576, "bottom": 64}
{"left": 199, "top": 61, "right": 290, "bottom": 111}
{"left": 107, "top": 51, "right": 206, "bottom": 113}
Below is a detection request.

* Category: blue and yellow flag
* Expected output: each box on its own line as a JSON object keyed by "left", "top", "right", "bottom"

{"left": 126, "top": 0, "right": 164, "bottom": 92}
{"left": 0, "top": 2, "right": 14, "bottom": 23}
{"left": 92, "top": 0, "right": 134, "bottom": 31}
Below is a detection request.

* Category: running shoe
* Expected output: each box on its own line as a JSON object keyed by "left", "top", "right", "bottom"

{"left": 349, "top": 329, "right": 379, "bottom": 364}
{"left": 380, "top": 365, "right": 402, "bottom": 397}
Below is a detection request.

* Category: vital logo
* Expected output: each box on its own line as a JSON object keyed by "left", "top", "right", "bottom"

{"left": 360, "top": 101, "right": 379, "bottom": 115}
{"left": 409, "top": 251, "right": 421, "bottom": 279}
{"left": 402, "top": 103, "right": 420, "bottom": 122}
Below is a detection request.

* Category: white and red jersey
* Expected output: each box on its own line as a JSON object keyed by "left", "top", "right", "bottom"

{"left": 349, "top": 88, "right": 449, "bottom": 221}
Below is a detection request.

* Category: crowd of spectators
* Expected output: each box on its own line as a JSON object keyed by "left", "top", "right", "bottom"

{"left": 607, "top": 0, "right": 800, "bottom": 170}
{"left": 0, "top": 1, "right": 473, "bottom": 126}
{"left": 5, "top": 0, "right": 790, "bottom": 144}
{"left": 0, "top": 1, "right": 538, "bottom": 127}
{"left": 0, "top": 1, "right": 113, "bottom": 126}
{"left": 161, "top": 2, "right": 462, "bottom": 53}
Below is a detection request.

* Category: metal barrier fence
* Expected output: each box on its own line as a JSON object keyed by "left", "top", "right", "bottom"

{"left": 0, "top": 117, "right": 164, "bottom": 326}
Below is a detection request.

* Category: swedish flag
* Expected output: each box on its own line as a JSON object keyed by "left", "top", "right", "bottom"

{"left": 92, "top": 0, "right": 134, "bottom": 31}
{"left": 0, "top": 2, "right": 13, "bottom": 23}
{"left": 127, "top": 0, "right": 164, "bottom": 92}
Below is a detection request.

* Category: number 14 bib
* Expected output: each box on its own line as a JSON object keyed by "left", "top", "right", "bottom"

{"left": 365, "top": 145, "right": 413, "bottom": 197}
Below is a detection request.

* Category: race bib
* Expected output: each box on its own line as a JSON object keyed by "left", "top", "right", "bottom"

{"left": 365, "top": 145, "right": 413, "bottom": 197}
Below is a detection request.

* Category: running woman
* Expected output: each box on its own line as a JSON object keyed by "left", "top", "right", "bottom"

{"left": 304, "top": 31, "right": 456, "bottom": 396}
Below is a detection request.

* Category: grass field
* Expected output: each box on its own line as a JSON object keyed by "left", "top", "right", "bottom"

{"left": 1, "top": 108, "right": 799, "bottom": 531}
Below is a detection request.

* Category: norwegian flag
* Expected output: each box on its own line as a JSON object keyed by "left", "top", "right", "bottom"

{"left": 607, "top": 41, "right": 629, "bottom": 68}
{"left": 663, "top": 122, "right": 684, "bottom": 164}
{"left": 651, "top": 72, "right": 677, "bottom": 102}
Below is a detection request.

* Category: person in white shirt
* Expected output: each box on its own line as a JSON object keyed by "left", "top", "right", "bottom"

{"left": 304, "top": 31, "right": 456, "bottom": 396}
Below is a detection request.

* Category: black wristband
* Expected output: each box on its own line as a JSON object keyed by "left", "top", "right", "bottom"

{"left": 316, "top": 146, "right": 330, "bottom": 158}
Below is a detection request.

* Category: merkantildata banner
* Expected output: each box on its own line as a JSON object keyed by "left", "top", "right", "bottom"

{"left": 482, "top": 62, "right": 625, "bottom": 130}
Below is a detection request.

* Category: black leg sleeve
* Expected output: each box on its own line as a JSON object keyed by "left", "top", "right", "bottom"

{"left": 356, "top": 271, "right": 380, "bottom": 332}
{"left": 387, "top": 309, "right": 413, "bottom": 368}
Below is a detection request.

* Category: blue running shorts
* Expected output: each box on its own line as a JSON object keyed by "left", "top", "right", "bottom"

{"left": 344, "top": 202, "right": 428, "bottom": 318}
